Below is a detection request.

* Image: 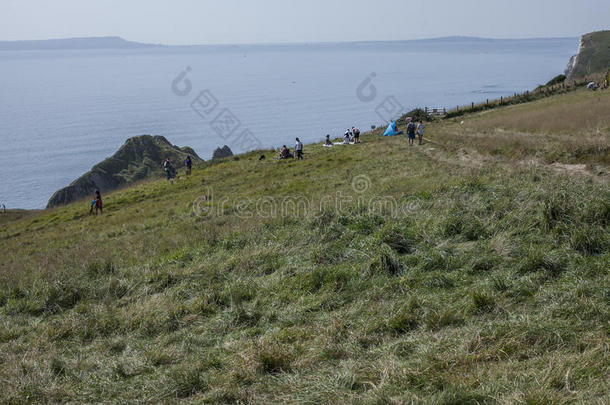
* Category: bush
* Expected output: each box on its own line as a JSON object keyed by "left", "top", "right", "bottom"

{"left": 545, "top": 74, "right": 566, "bottom": 86}
{"left": 401, "top": 108, "right": 431, "bottom": 122}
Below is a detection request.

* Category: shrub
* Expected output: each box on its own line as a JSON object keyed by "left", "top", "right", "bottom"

{"left": 401, "top": 108, "right": 431, "bottom": 122}
{"left": 545, "top": 74, "right": 566, "bottom": 86}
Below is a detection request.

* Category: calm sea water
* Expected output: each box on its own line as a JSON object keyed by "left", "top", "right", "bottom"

{"left": 0, "top": 38, "right": 576, "bottom": 209}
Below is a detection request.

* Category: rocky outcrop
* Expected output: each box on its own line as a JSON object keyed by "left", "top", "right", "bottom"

{"left": 46, "top": 135, "right": 201, "bottom": 208}
{"left": 212, "top": 145, "right": 233, "bottom": 159}
{"left": 564, "top": 31, "right": 610, "bottom": 79}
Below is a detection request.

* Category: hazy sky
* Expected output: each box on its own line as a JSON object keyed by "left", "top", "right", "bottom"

{"left": 1, "top": 0, "right": 609, "bottom": 44}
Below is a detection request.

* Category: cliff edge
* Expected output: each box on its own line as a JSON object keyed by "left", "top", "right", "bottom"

{"left": 564, "top": 31, "right": 610, "bottom": 79}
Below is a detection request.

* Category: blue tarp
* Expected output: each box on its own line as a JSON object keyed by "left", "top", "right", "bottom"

{"left": 383, "top": 121, "right": 398, "bottom": 136}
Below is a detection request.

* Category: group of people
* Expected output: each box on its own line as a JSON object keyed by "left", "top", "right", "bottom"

{"left": 587, "top": 70, "right": 610, "bottom": 91}
{"left": 89, "top": 190, "right": 103, "bottom": 215}
{"left": 163, "top": 155, "right": 193, "bottom": 183}
{"left": 405, "top": 117, "right": 425, "bottom": 146}
{"left": 88, "top": 155, "right": 193, "bottom": 214}
{"left": 323, "top": 126, "right": 362, "bottom": 146}
{"left": 279, "top": 138, "right": 304, "bottom": 160}
{"left": 343, "top": 127, "right": 361, "bottom": 144}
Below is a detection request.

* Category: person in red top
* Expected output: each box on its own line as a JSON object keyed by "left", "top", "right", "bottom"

{"left": 95, "top": 190, "right": 103, "bottom": 215}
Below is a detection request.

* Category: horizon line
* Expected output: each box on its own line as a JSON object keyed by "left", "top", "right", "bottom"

{"left": 0, "top": 34, "right": 581, "bottom": 48}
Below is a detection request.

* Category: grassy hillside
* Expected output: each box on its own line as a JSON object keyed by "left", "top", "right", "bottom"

{"left": 1, "top": 88, "right": 609, "bottom": 404}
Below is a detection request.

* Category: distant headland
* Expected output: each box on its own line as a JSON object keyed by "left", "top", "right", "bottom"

{"left": 0, "top": 35, "right": 577, "bottom": 52}
{"left": 0, "top": 36, "right": 163, "bottom": 51}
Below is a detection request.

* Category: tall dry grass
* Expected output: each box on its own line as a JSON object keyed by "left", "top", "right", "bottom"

{"left": 431, "top": 89, "right": 610, "bottom": 165}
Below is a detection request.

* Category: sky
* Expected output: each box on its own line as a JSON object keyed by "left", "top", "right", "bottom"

{"left": 1, "top": 0, "right": 609, "bottom": 45}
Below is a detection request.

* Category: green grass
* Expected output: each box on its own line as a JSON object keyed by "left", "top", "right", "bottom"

{"left": 0, "top": 89, "right": 609, "bottom": 403}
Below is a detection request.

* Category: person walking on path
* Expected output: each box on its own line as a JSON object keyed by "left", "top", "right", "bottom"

{"left": 406, "top": 119, "right": 416, "bottom": 146}
{"left": 295, "top": 138, "right": 304, "bottom": 160}
{"left": 185, "top": 155, "right": 192, "bottom": 176}
{"left": 417, "top": 120, "right": 425, "bottom": 145}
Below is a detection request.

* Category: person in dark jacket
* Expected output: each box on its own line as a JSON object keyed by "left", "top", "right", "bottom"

{"left": 185, "top": 155, "right": 192, "bottom": 176}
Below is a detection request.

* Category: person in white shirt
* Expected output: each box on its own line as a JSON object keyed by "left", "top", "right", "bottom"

{"left": 345, "top": 129, "right": 353, "bottom": 143}
{"left": 417, "top": 121, "right": 425, "bottom": 145}
{"left": 295, "top": 138, "right": 304, "bottom": 159}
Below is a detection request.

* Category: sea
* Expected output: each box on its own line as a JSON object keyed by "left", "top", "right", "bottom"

{"left": 0, "top": 37, "right": 577, "bottom": 209}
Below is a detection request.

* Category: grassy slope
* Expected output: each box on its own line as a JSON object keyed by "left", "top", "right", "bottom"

{"left": 1, "top": 89, "right": 609, "bottom": 404}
